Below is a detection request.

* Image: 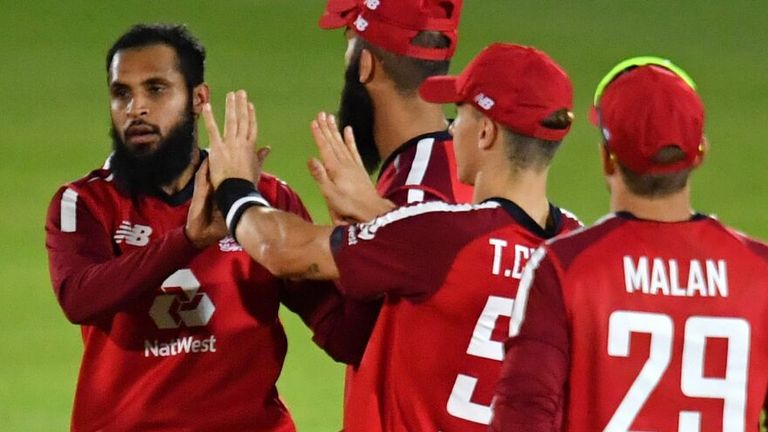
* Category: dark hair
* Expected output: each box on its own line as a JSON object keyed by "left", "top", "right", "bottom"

{"left": 353, "top": 32, "right": 451, "bottom": 96}
{"left": 617, "top": 145, "right": 692, "bottom": 197}
{"left": 497, "top": 109, "right": 570, "bottom": 171}
{"left": 106, "top": 23, "right": 206, "bottom": 89}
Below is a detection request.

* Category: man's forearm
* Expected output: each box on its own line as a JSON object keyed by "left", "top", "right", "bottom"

{"left": 234, "top": 206, "right": 340, "bottom": 280}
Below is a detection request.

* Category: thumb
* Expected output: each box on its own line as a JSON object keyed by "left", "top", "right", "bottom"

{"left": 307, "top": 157, "right": 331, "bottom": 186}
{"left": 256, "top": 146, "right": 271, "bottom": 164}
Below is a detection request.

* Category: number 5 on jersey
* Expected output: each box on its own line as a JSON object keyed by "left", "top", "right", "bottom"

{"left": 447, "top": 295, "right": 514, "bottom": 424}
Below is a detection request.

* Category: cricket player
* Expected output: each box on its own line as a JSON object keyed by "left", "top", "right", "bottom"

{"left": 316, "top": 0, "right": 476, "bottom": 419}
{"left": 45, "top": 24, "right": 364, "bottom": 431}
{"left": 491, "top": 58, "right": 768, "bottom": 431}
{"left": 317, "top": 0, "right": 472, "bottom": 210}
{"left": 200, "top": 43, "right": 581, "bottom": 431}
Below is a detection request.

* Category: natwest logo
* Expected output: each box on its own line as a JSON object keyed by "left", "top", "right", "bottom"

{"left": 149, "top": 269, "right": 215, "bottom": 329}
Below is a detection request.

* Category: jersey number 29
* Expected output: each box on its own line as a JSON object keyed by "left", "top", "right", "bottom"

{"left": 606, "top": 310, "right": 750, "bottom": 432}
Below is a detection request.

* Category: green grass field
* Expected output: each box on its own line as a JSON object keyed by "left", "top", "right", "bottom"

{"left": 1, "top": 1, "right": 766, "bottom": 430}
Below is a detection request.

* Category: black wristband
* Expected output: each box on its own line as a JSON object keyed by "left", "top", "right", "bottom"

{"left": 215, "top": 178, "right": 269, "bottom": 240}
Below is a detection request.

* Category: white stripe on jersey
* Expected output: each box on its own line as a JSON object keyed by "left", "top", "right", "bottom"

{"left": 405, "top": 138, "right": 435, "bottom": 203}
{"left": 509, "top": 246, "right": 548, "bottom": 338}
{"left": 61, "top": 188, "right": 78, "bottom": 233}
{"left": 356, "top": 200, "right": 500, "bottom": 241}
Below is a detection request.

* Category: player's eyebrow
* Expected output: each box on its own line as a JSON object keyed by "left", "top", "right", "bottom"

{"left": 142, "top": 77, "right": 173, "bottom": 87}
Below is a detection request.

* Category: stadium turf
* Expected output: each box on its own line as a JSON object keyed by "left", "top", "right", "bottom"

{"left": 1, "top": 1, "right": 766, "bottom": 430}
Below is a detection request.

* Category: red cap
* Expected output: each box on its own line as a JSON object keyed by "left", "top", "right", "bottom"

{"left": 319, "top": 0, "right": 359, "bottom": 29}
{"left": 597, "top": 65, "right": 705, "bottom": 174}
{"left": 419, "top": 43, "right": 573, "bottom": 141}
{"left": 321, "top": 0, "right": 463, "bottom": 61}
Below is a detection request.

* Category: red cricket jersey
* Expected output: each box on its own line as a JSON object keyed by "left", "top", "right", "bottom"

{"left": 341, "top": 130, "right": 474, "bottom": 424}
{"left": 494, "top": 212, "right": 768, "bottom": 432}
{"left": 376, "top": 131, "right": 473, "bottom": 206}
{"left": 332, "top": 198, "right": 581, "bottom": 432}
{"left": 45, "top": 157, "right": 359, "bottom": 431}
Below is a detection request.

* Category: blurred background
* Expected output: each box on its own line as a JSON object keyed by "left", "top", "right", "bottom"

{"left": 1, "top": 1, "right": 766, "bottom": 430}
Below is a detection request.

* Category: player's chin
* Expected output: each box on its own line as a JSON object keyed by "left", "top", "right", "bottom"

{"left": 126, "top": 136, "right": 161, "bottom": 156}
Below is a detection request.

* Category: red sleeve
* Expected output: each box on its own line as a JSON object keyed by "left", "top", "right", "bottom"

{"left": 266, "top": 177, "right": 379, "bottom": 365}
{"left": 45, "top": 186, "right": 199, "bottom": 324}
{"left": 491, "top": 248, "right": 569, "bottom": 432}
{"left": 330, "top": 204, "right": 470, "bottom": 301}
{"left": 280, "top": 279, "right": 381, "bottom": 365}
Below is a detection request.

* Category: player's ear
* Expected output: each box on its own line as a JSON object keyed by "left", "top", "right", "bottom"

{"left": 478, "top": 116, "right": 497, "bottom": 151}
{"left": 600, "top": 141, "right": 617, "bottom": 175}
{"left": 359, "top": 49, "right": 375, "bottom": 84}
{"left": 191, "top": 83, "right": 210, "bottom": 116}
{"left": 696, "top": 135, "right": 709, "bottom": 165}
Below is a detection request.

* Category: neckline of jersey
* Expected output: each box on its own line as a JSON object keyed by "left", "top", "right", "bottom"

{"left": 484, "top": 197, "right": 564, "bottom": 239}
{"left": 376, "top": 130, "right": 452, "bottom": 182}
{"left": 614, "top": 210, "right": 709, "bottom": 223}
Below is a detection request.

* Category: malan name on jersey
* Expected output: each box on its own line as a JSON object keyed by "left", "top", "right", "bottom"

{"left": 144, "top": 335, "right": 217, "bottom": 358}
{"left": 623, "top": 256, "right": 728, "bottom": 298}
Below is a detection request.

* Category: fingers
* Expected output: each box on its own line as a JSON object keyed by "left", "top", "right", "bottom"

{"left": 223, "top": 92, "right": 237, "bottom": 139}
{"left": 256, "top": 146, "right": 271, "bottom": 165}
{"left": 311, "top": 116, "right": 338, "bottom": 169}
{"left": 326, "top": 114, "right": 346, "bottom": 152}
{"left": 195, "top": 158, "right": 210, "bottom": 189}
{"left": 235, "top": 90, "right": 249, "bottom": 141}
{"left": 247, "top": 102, "right": 258, "bottom": 145}
{"left": 343, "top": 126, "right": 365, "bottom": 168}
{"left": 307, "top": 157, "right": 330, "bottom": 186}
{"left": 202, "top": 103, "right": 222, "bottom": 149}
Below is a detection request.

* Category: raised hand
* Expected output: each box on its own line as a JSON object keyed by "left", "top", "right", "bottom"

{"left": 203, "top": 90, "right": 265, "bottom": 189}
{"left": 185, "top": 159, "right": 228, "bottom": 248}
{"left": 309, "top": 112, "right": 394, "bottom": 223}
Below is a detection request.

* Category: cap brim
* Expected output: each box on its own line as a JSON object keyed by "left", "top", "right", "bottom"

{"left": 318, "top": 12, "right": 349, "bottom": 29}
{"left": 318, "top": 0, "right": 357, "bottom": 29}
{"left": 419, "top": 76, "right": 461, "bottom": 104}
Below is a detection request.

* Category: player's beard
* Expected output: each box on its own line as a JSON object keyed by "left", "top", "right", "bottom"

{"left": 109, "top": 107, "right": 196, "bottom": 198}
{"left": 338, "top": 54, "right": 379, "bottom": 174}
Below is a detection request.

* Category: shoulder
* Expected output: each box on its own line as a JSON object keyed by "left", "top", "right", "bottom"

{"left": 555, "top": 206, "right": 583, "bottom": 232}
{"left": 350, "top": 200, "right": 500, "bottom": 242}
{"left": 545, "top": 213, "right": 628, "bottom": 270}
{"left": 257, "top": 171, "right": 310, "bottom": 218}
{"left": 706, "top": 219, "right": 768, "bottom": 265}
{"left": 51, "top": 167, "right": 116, "bottom": 202}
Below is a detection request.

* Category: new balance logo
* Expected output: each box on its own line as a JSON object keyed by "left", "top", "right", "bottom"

{"left": 149, "top": 269, "right": 216, "bottom": 329}
{"left": 114, "top": 221, "right": 152, "bottom": 246}
{"left": 474, "top": 93, "right": 495, "bottom": 111}
{"left": 354, "top": 15, "right": 369, "bottom": 32}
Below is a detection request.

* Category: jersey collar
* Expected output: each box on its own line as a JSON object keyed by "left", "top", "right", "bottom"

{"left": 614, "top": 210, "right": 709, "bottom": 222}
{"left": 376, "top": 130, "right": 452, "bottom": 181}
{"left": 485, "top": 197, "right": 563, "bottom": 239}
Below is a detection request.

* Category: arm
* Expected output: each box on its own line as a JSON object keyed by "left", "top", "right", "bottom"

{"left": 45, "top": 188, "right": 199, "bottom": 324}
{"left": 46, "top": 163, "right": 223, "bottom": 324}
{"left": 281, "top": 278, "right": 380, "bottom": 365}
{"left": 491, "top": 248, "right": 569, "bottom": 432}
